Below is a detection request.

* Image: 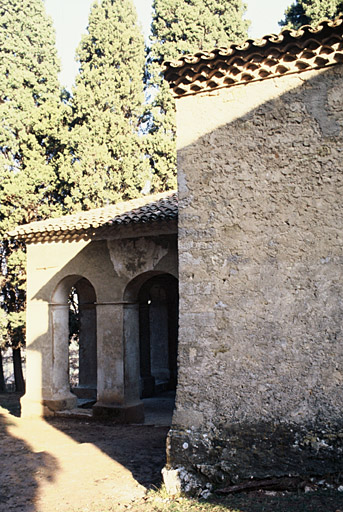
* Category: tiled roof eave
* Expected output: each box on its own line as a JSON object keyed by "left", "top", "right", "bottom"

{"left": 171, "top": 58, "right": 342, "bottom": 97}
{"left": 7, "top": 191, "right": 178, "bottom": 243}
{"left": 164, "top": 14, "right": 343, "bottom": 97}
{"left": 21, "top": 216, "right": 178, "bottom": 244}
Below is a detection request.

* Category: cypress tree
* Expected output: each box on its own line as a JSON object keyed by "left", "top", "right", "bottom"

{"left": 280, "top": 0, "right": 343, "bottom": 29}
{"left": 146, "top": 0, "right": 250, "bottom": 190}
{"left": 151, "top": 0, "right": 249, "bottom": 59}
{"left": 0, "top": 307, "right": 8, "bottom": 392}
{"left": 0, "top": 0, "right": 66, "bottom": 390}
{"left": 62, "top": 0, "right": 149, "bottom": 211}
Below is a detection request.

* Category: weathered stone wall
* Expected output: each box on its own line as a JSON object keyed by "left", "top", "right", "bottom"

{"left": 169, "top": 65, "right": 343, "bottom": 490}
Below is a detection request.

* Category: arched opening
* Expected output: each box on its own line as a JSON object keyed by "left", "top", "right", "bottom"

{"left": 51, "top": 275, "right": 97, "bottom": 408}
{"left": 72, "top": 278, "right": 97, "bottom": 401}
{"left": 138, "top": 274, "right": 178, "bottom": 399}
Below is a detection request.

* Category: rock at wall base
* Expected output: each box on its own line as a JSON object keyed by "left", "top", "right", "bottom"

{"left": 162, "top": 468, "right": 183, "bottom": 496}
{"left": 162, "top": 466, "right": 211, "bottom": 497}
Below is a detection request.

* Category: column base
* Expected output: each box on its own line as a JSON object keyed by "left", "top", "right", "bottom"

{"left": 20, "top": 395, "right": 55, "bottom": 418}
{"left": 92, "top": 401, "right": 144, "bottom": 423}
{"left": 43, "top": 393, "right": 78, "bottom": 412}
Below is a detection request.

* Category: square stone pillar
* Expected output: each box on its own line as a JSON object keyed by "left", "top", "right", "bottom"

{"left": 93, "top": 302, "right": 143, "bottom": 423}
{"left": 21, "top": 300, "right": 77, "bottom": 416}
{"left": 47, "top": 303, "right": 78, "bottom": 411}
{"left": 21, "top": 299, "right": 48, "bottom": 417}
{"left": 74, "top": 302, "right": 97, "bottom": 399}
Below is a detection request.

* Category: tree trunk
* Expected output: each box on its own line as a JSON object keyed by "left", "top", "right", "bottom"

{"left": 0, "top": 348, "right": 5, "bottom": 392}
{"left": 13, "top": 347, "right": 25, "bottom": 392}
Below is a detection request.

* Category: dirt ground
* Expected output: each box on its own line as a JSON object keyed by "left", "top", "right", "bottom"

{"left": 1, "top": 393, "right": 343, "bottom": 512}
{"left": 0, "top": 393, "right": 169, "bottom": 511}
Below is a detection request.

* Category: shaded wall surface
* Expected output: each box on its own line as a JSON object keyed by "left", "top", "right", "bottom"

{"left": 170, "top": 65, "right": 343, "bottom": 486}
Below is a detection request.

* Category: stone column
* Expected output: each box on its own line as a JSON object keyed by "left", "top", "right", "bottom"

{"left": 44, "top": 303, "right": 77, "bottom": 411}
{"left": 76, "top": 303, "right": 97, "bottom": 399}
{"left": 123, "top": 303, "right": 141, "bottom": 404}
{"left": 22, "top": 300, "right": 77, "bottom": 416}
{"left": 93, "top": 301, "right": 144, "bottom": 423}
{"left": 139, "top": 302, "right": 155, "bottom": 397}
{"left": 150, "top": 298, "right": 170, "bottom": 385}
{"left": 21, "top": 299, "right": 48, "bottom": 417}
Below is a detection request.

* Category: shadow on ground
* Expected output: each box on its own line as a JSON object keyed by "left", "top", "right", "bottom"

{"left": 0, "top": 391, "right": 171, "bottom": 491}
{"left": 1, "top": 392, "right": 343, "bottom": 512}
{"left": 50, "top": 390, "right": 175, "bottom": 489}
{"left": 208, "top": 489, "right": 343, "bottom": 512}
{"left": 0, "top": 407, "right": 58, "bottom": 512}
{"left": 48, "top": 418, "right": 169, "bottom": 489}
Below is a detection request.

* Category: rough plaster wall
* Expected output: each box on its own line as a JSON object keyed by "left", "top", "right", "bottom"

{"left": 170, "top": 65, "right": 343, "bottom": 485}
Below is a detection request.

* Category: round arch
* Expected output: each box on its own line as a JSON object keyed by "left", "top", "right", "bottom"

{"left": 124, "top": 271, "right": 179, "bottom": 399}
{"left": 123, "top": 270, "right": 178, "bottom": 303}
{"left": 51, "top": 275, "right": 97, "bottom": 401}
{"left": 52, "top": 274, "right": 97, "bottom": 304}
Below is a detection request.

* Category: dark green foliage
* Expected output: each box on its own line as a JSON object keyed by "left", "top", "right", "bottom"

{"left": 280, "top": 0, "right": 343, "bottom": 29}
{"left": 0, "top": 0, "right": 66, "bottom": 385}
{"left": 150, "top": 0, "right": 250, "bottom": 61}
{"left": 61, "top": 0, "right": 150, "bottom": 210}
{"left": 0, "top": 0, "right": 68, "bottom": 231}
{"left": 146, "top": 0, "right": 250, "bottom": 189}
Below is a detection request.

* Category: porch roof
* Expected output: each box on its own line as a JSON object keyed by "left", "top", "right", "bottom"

{"left": 8, "top": 191, "right": 178, "bottom": 243}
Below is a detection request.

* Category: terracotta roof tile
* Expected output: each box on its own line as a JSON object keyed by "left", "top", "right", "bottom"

{"left": 164, "top": 15, "right": 343, "bottom": 96}
{"left": 8, "top": 191, "right": 178, "bottom": 242}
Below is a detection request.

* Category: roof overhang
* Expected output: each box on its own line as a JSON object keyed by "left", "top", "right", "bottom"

{"left": 164, "top": 15, "right": 343, "bottom": 97}
{"left": 8, "top": 191, "right": 178, "bottom": 244}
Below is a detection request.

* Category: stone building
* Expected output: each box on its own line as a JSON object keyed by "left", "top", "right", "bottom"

{"left": 162, "top": 16, "right": 343, "bottom": 490}
{"left": 10, "top": 192, "right": 178, "bottom": 421}
{"left": 9, "top": 15, "right": 343, "bottom": 492}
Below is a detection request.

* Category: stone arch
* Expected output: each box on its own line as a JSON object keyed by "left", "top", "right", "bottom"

{"left": 51, "top": 275, "right": 97, "bottom": 405}
{"left": 124, "top": 271, "right": 179, "bottom": 399}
